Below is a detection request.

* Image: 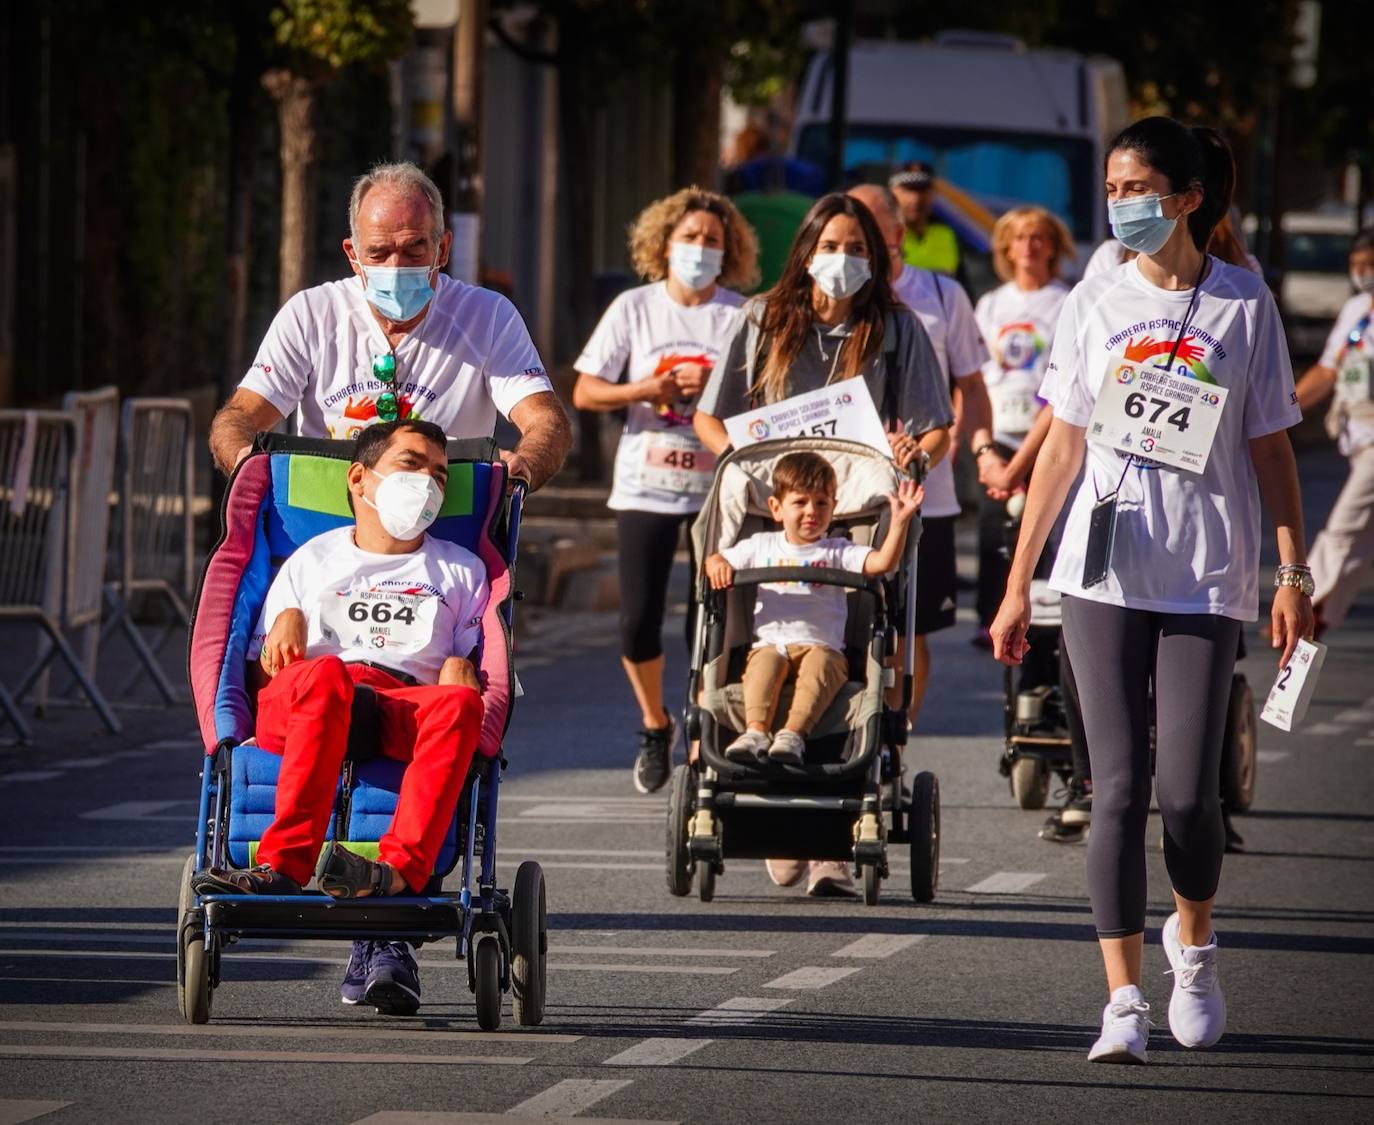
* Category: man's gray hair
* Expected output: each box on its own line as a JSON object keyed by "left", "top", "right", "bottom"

{"left": 349, "top": 162, "right": 446, "bottom": 244}
{"left": 851, "top": 183, "right": 903, "bottom": 231}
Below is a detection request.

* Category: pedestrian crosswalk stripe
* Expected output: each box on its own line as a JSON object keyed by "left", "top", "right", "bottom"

{"left": 0, "top": 1020, "right": 579, "bottom": 1046}
{"left": 0, "top": 1100, "right": 72, "bottom": 1125}
{"left": 507, "top": 1079, "right": 632, "bottom": 1117}
{"left": 830, "top": 934, "right": 926, "bottom": 959}
{"left": 965, "top": 872, "right": 1046, "bottom": 894}
{"left": 0, "top": 1045, "right": 529, "bottom": 1066}
{"left": 686, "top": 997, "right": 793, "bottom": 1026}
{"left": 602, "top": 1038, "right": 712, "bottom": 1066}
{"left": 762, "top": 966, "right": 861, "bottom": 990}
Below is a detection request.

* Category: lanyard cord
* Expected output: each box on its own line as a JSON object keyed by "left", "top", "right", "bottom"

{"left": 815, "top": 325, "right": 845, "bottom": 385}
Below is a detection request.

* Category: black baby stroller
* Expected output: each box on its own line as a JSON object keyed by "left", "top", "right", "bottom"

{"left": 668, "top": 437, "right": 939, "bottom": 907}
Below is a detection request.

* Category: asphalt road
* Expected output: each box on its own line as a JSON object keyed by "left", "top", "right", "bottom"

{"left": 1, "top": 444, "right": 1372, "bottom": 1125}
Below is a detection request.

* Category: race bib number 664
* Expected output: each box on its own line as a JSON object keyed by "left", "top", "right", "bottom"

{"left": 1086, "top": 357, "right": 1230, "bottom": 474}
{"left": 318, "top": 589, "right": 438, "bottom": 655}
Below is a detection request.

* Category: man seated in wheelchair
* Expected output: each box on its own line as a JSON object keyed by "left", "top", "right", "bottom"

{"left": 194, "top": 419, "right": 487, "bottom": 902}
{"left": 704, "top": 451, "right": 921, "bottom": 765}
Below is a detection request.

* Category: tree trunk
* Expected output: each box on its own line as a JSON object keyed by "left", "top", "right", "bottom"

{"left": 264, "top": 69, "right": 318, "bottom": 303}
{"left": 558, "top": 51, "right": 603, "bottom": 482}
{"left": 223, "top": 4, "right": 264, "bottom": 402}
{"left": 671, "top": 36, "right": 722, "bottom": 189}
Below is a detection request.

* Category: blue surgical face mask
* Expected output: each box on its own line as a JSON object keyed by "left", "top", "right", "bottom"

{"left": 359, "top": 262, "right": 436, "bottom": 322}
{"left": 1108, "top": 192, "right": 1178, "bottom": 256}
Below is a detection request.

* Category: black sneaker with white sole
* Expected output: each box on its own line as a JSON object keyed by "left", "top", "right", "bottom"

{"left": 633, "top": 714, "right": 676, "bottom": 794}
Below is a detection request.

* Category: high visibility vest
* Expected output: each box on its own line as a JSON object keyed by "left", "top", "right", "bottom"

{"left": 901, "top": 222, "right": 960, "bottom": 276}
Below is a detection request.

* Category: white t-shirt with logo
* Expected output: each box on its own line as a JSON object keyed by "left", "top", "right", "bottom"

{"left": 575, "top": 282, "right": 745, "bottom": 514}
{"left": 241, "top": 275, "right": 552, "bottom": 441}
{"left": 891, "top": 266, "right": 987, "bottom": 518}
{"left": 1040, "top": 256, "right": 1300, "bottom": 621}
{"left": 252, "top": 526, "right": 489, "bottom": 686}
{"left": 719, "top": 531, "right": 872, "bottom": 652}
{"left": 1319, "top": 292, "right": 1374, "bottom": 455}
{"left": 975, "top": 280, "right": 1070, "bottom": 448}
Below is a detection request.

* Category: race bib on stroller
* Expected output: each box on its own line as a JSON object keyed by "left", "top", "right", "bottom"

{"left": 641, "top": 431, "right": 715, "bottom": 494}
{"left": 318, "top": 589, "right": 438, "bottom": 655}
{"left": 1087, "top": 356, "right": 1229, "bottom": 474}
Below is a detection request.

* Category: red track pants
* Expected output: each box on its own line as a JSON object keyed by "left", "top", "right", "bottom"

{"left": 253, "top": 655, "right": 484, "bottom": 894}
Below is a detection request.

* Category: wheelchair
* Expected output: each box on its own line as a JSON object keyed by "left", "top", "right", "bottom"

{"left": 179, "top": 434, "right": 546, "bottom": 1030}
{"left": 671, "top": 438, "right": 940, "bottom": 907}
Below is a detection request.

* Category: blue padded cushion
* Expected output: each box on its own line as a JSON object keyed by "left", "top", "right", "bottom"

{"left": 227, "top": 744, "right": 459, "bottom": 875}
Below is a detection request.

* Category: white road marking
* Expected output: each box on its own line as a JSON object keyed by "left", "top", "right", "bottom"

{"left": 53, "top": 757, "right": 112, "bottom": 769}
{"left": 2, "top": 772, "right": 62, "bottom": 783}
{"left": 0, "top": 1020, "right": 578, "bottom": 1045}
{"left": 505, "top": 850, "right": 661, "bottom": 858}
{"left": 519, "top": 806, "right": 662, "bottom": 822}
{"left": 762, "top": 966, "right": 861, "bottom": 990}
{"left": 965, "top": 871, "right": 1046, "bottom": 894}
{"left": 0, "top": 977, "right": 174, "bottom": 987}
{"left": 1306, "top": 722, "right": 1348, "bottom": 736}
{"left": 0, "top": 1101, "right": 73, "bottom": 1125}
{"left": 141, "top": 739, "right": 202, "bottom": 750}
{"left": 1333, "top": 709, "right": 1370, "bottom": 723}
{"left": 507, "top": 1079, "right": 632, "bottom": 1117}
{"left": 548, "top": 946, "right": 772, "bottom": 959}
{"left": 830, "top": 934, "right": 926, "bottom": 959}
{"left": 498, "top": 796, "right": 667, "bottom": 805}
{"left": 0, "top": 1046, "right": 529, "bottom": 1066}
{"left": 353, "top": 1114, "right": 676, "bottom": 1125}
{"left": 1256, "top": 750, "right": 1290, "bottom": 763}
{"left": 553, "top": 963, "right": 737, "bottom": 976}
{"left": 601, "top": 1038, "right": 712, "bottom": 1067}
{"left": 79, "top": 800, "right": 184, "bottom": 821}
{"left": 687, "top": 997, "right": 793, "bottom": 1026}
{"left": 1357, "top": 737, "right": 1374, "bottom": 747}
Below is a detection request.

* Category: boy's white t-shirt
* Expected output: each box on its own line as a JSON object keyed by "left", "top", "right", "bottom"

{"left": 719, "top": 531, "right": 872, "bottom": 652}
{"left": 891, "top": 265, "right": 987, "bottom": 518}
{"left": 975, "top": 280, "right": 1070, "bottom": 448}
{"left": 1318, "top": 292, "right": 1374, "bottom": 454}
{"left": 575, "top": 282, "right": 745, "bottom": 514}
{"left": 1040, "top": 256, "right": 1301, "bottom": 621}
{"left": 241, "top": 275, "right": 552, "bottom": 441}
{"left": 252, "top": 526, "right": 489, "bottom": 686}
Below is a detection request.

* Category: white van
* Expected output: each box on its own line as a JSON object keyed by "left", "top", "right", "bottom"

{"left": 790, "top": 31, "right": 1129, "bottom": 267}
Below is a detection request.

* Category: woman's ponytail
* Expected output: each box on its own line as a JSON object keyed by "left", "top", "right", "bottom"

{"left": 1189, "top": 126, "right": 1236, "bottom": 252}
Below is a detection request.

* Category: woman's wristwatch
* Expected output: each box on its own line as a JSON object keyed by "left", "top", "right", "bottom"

{"left": 1274, "top": 563, "right": 1315, "bottom": 597}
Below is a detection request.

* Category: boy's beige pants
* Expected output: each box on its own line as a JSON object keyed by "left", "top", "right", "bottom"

{"left": 742, "top": 643, "right": 848, "bottom": 735}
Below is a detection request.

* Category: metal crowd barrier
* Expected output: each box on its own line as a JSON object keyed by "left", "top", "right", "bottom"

{"left": 0, "top": 408, "right": 121, "bottom": 742}
{"left": 101, "top": 397, "right": 196, "bottom": 703}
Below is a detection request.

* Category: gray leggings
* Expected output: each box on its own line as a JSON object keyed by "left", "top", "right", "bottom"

{"left": 1061, "top": 596, "right": 1242, "bottom": 938}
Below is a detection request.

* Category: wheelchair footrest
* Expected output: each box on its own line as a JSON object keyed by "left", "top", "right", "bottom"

{"left": 204, "top": 895, "right": 461, "bottom": 941}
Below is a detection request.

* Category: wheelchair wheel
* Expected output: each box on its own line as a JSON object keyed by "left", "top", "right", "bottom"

{"left": 666, "top": 764, "right": 693, "bottom": 897}
{"left": 474, "top": 935, "right": 502, "bottom": 1031}
{"left": 697, "top": 861, "right": 716, "bottom": 903}
{"left": 909, "top": 771, "right": 940, "bottom": 903}
{"left": 1220, "top": 674, "right": 1257, "bottom": 813}
{"left": 1010, "top": 755, "right": 1049, "bottom": 810}
{"left": 176, "top": 854, "right": 213, "bottom": 1025}
{"left": 862, "top": 864, "right": 881, "bottom": 907}
{"left": 511, "top": 861, "right": 547, "bottom": 1027}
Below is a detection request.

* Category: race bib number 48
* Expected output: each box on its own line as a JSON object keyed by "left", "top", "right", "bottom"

{"left": 641, "top": 431, "right": 715, "bottom": 494}
{"left": 318, "top": 590, "right": 438, "bottom": 655}
{"left": 1087, "top": 357, "right": 1229, "bottom": 474}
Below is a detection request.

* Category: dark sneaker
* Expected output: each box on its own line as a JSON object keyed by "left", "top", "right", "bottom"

{"left": 1039, "top": 808, "right": 1087, "bottom": 844}
{"left": 341, "top": 941, "right": 372, "bottom": 1005}
{"left": 364, "top": 941, "right": 421, "bottom": 1016}
{"left": 191, "top": 863, "right": 302, "bottom": 896}
{"left": 1060, "top": 787, "right": 1092, "bottom": 827}
{"left": 633, "top": 714, "right": 676, "bottom": 794}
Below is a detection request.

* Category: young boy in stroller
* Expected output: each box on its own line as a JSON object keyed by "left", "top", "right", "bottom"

{"left": 705, "top": 451, "right": 921, "bottom": 765}
{"left": 193, "top": 419, "right": 487, "bottom": 1012}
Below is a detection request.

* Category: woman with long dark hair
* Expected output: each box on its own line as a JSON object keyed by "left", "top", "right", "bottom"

{"left": 991, "top": 117, "right": 1312, "bottom": 1063}
{"left": 695, "top": 192, "right": 952, "bottom": 895}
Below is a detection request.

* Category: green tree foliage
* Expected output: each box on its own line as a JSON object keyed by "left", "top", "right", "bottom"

{"left": 269, "top": 0, "right": 414, "bottom": 73}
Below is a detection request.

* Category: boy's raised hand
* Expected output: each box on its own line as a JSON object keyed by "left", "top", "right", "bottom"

{"left": 705, "top": 553, "right": 735, "bottom": 590}
{"left": 888, "top": 478, "right": 923, "bottom": 524}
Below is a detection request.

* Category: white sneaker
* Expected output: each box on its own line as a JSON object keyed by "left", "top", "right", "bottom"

{"left": 1087, "top": 985, "right": 1152, "bottom": 1064}
{"left": 768, "top": 729, "right": 806, "bottom": 765}
{"left": 1163, "top": 911, "right": 1226, "bottom": 1048}
{"left": 724, "top": 729, "right": 771, "bottom": 762}
{"left": 764, "top": 858, "right": 806, "bottom": 887}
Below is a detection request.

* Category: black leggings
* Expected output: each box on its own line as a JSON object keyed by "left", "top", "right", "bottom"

{"left": 1061, "top": 596, "right": 1241, "bottom": 938}
{"left": 616, "top": 510, "right": 696, "bottom": 664}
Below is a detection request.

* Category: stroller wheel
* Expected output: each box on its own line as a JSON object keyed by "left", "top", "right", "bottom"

{"left": 909, "top": 771, "right": 940, "bottom": 903}
{"left": 697, "top": 862, "right": 716, "bottom": 903}
{"left": 511, "top": 861, "right": 547, "bottom": 1027}
{"left": 473, "top": 935, "right": 502, "bottom": 1031}
{"left": 862, "top": 864, "right": 881, "bottom": 906}
{"left": 666, "top": 764, "right": 694, "bottom": 897}
{"left": 1010, "top": 756, "right": 1050, "bottom": 810}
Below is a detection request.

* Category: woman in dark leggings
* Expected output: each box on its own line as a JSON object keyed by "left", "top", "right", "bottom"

{"left": 991, "top": 117, "right": 1313, "bottom": 1064}
{"left": 572, "top": 188, "right": 759, "bottom": 793}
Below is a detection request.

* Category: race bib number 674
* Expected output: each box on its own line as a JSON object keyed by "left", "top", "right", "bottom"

{"left": 1086, "top": 357, "right": 1230, "bottom": 474}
